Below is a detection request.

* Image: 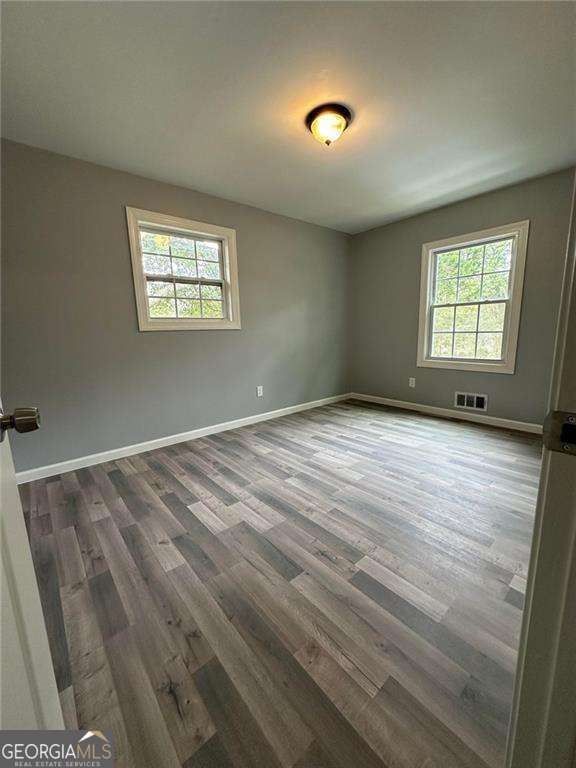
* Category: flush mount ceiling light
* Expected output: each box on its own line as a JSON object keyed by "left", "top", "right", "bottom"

{"left": 305, "top": 103, "right": 353, "bottom": 146}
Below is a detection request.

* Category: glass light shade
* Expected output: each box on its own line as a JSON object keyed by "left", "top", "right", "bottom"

{"left": 310, "top": 111, "right": 348, "bottom": 145}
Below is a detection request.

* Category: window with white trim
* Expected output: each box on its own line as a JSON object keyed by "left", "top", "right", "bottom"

{"left": 417, "top": 221, "right": 529, "bottom": 374}
{"left": 126, "top": 208, "right": 241, "bottom": 331}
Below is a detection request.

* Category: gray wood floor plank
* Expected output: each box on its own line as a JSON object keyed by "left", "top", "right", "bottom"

{"left": 105, "top": 627, "right": 182, "bottom": 768}
{"left": 30, "top": 533, "right": 72, "bottom": 692}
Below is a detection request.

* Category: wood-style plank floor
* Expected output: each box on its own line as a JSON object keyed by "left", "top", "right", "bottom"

{"left": 21, "top": 400, "right": 541, "bottom": 768}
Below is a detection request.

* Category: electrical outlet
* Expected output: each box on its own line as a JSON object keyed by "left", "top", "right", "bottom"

{"left": 409, "top": 377, "right": 416, "bottom": 388}
{"left": 256, "top": 385, "right": 264, "bottom": 398}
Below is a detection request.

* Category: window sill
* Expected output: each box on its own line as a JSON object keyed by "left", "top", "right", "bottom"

{"left": 417, "top": 357, "right": 515, "bottom": 374}
{"left": 138, "top": 318, "right": 242, "bottom": 331}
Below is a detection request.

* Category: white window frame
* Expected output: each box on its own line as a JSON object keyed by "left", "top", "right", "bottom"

{"left": 417, "top": 220, "right": 529, "bottom": 374}
{"left": 126, "top": 207, "right": 241, "bottom": 331}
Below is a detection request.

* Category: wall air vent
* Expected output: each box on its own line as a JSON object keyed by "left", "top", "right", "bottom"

{"left": 455, "top": 392, "right": 488, "bottom": 411}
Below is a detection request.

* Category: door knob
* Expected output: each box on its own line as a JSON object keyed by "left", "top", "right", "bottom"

{"left": 0, "top": 407, "right": 41, "bottom": 441}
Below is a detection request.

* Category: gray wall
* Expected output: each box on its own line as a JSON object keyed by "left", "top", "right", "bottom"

{"left": 1, "top": 141, "right": 350, "bottom": 472}
{"left": 349, "top": 168, "right": 575, "bottom": 424}
{"left": 2, "top": 141, "right": 573, "bottom": 473}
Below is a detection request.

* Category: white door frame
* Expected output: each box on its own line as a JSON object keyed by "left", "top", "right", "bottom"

{"left": 0, "top": 155, "right": 63, "bottom": 727}
{"left": 0, "top": 458, "right": 64, "bottom": 729}
{"left": 507, "top": 172, "right": 576, "bottom": 767}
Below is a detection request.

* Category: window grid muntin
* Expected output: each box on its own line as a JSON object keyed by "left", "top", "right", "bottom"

{"left": 428, "top": 236, "right": 514, "bottom": 362}
{"left": 140, "top": 228, "right": 227, "bottom": 321}
{"left": 430, "top": 300, "right": 507, "bottom": 358}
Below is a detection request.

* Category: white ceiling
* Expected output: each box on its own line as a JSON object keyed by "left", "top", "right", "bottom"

{"left": 2, "top": 1, "right": 575, "bottom": 233}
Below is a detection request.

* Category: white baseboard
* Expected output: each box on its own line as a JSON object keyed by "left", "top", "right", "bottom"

{"left": 16, "top": 390, "right": 542, "bottom": 484}
{"left": 349, "top": 392, "right": 543, "bottom": 434}
{"left": 15, "top": 394, "right": 350, "bottom": 484}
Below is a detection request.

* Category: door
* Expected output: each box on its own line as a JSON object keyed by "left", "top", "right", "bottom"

{"left": 508, "top": 175, "right": 576, "bottom": 767}
{"left": 0, "top": 405, "right": 63, "bottom": 727}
